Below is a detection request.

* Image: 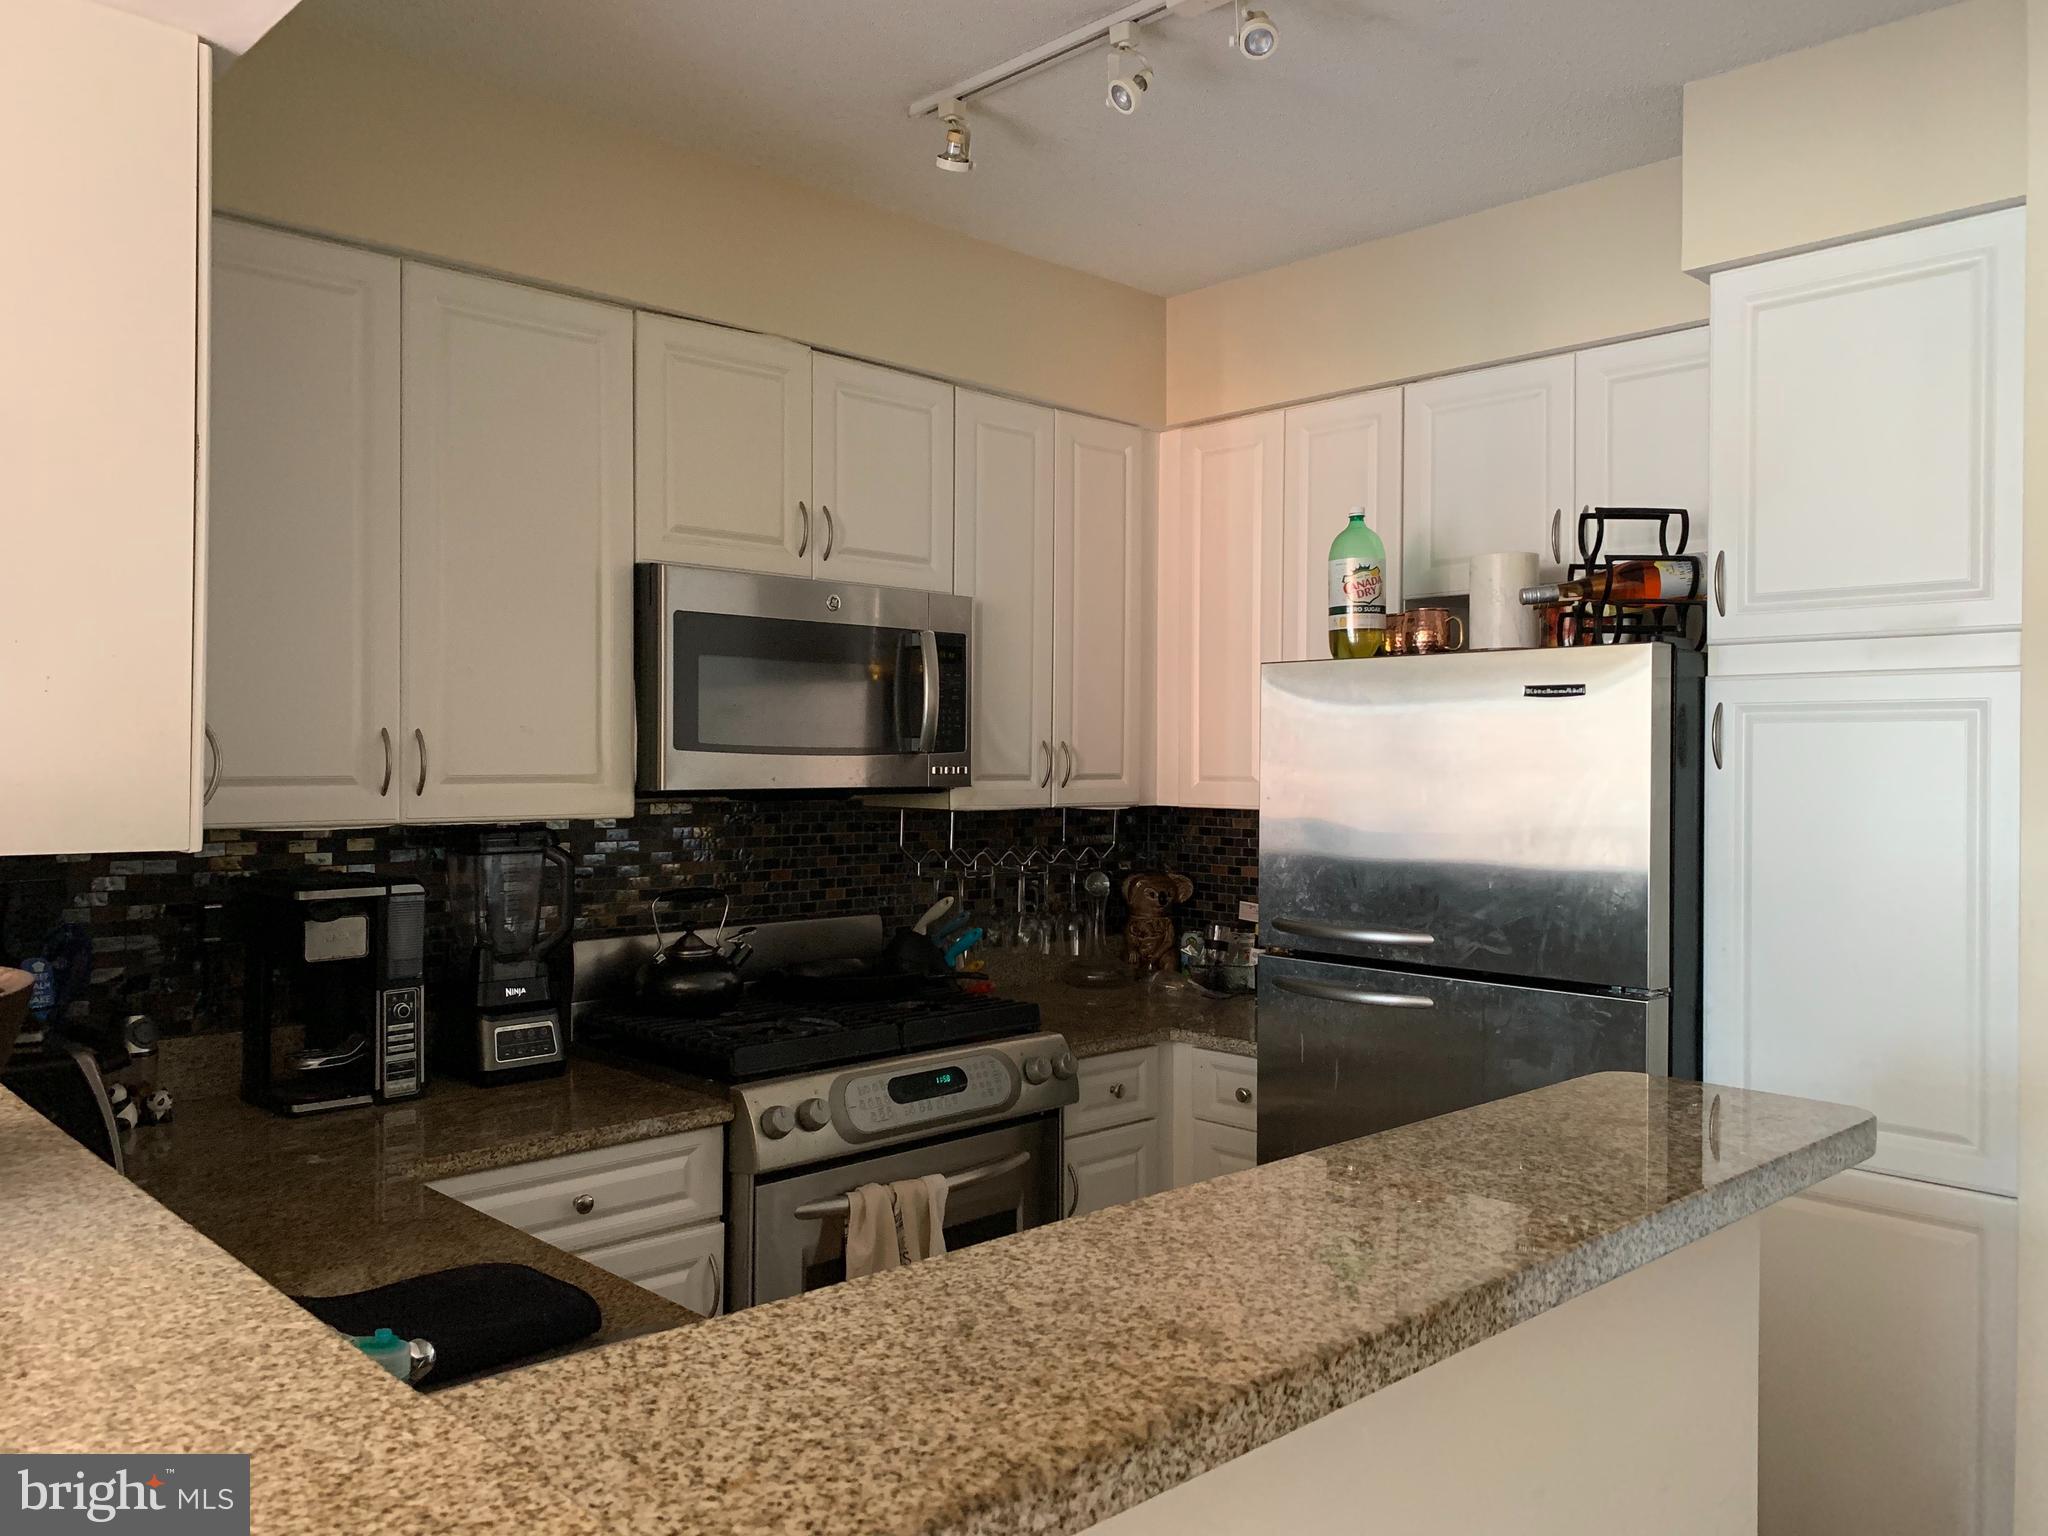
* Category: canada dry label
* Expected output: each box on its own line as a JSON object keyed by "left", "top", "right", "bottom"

{"left": 1328, "top": 557, "right": 1385, "bottom": 632}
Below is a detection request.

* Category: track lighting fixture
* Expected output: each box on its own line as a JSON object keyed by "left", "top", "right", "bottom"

{"left": 1105, "top": 20, "right": 1153, "bottom": 116}
{"left": 934, "top": 98, "right": 972, "bottom": 173}
{"left": 1233, "top": 1, "right": 1278, "bottom": 59}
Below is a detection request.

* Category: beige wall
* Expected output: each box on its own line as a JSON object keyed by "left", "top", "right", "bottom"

{"left": 1681, "top": 0, "right": 2025, "bottom": 274}
{"left": 1162, "top": 160, "right": 1704, "bottom": 426}
{"left": 211, "top": 10, "right": 1166, "bottom": 427}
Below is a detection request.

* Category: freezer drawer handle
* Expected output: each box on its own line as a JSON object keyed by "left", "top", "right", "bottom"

{"left": 1272, "top": 918, "right": 1434, "bottom": 948}
{"left": 1274, "top": 977, "right": 1436, "bottom": 1010}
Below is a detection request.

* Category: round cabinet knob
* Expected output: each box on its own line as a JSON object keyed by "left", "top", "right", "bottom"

{"left": 1023, "top": 1057, "right": 1052, "bottom": 1086}
{"left": 1052, "top": 1052, "right": 1078, "bottom": 1080}
{"left": 796, "top": 1097, "right": 831, "bottom": 1132}
{"left": 759, "top": 1105, "right": 796, "bottom": 1140}
{"left": 1235, "top": 1086, "right": 1253, "bottom": 1104}
{"left": 1108, "top": 1082, "right": 1126, "bottom": 1100}
{"left": 572, "top": 1194, "right": 596, "bottom": 1215}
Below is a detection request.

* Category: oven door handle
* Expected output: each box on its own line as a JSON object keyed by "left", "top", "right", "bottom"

{"left": 916, "top": 628, "right": 941, "bottom": 753}
{"left": 791, "top": 1149, "right": 1031, "bottom": 1221}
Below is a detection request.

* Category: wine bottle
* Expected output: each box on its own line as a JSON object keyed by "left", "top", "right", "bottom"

{"left": 1327, "top": 510, "right": 1387, "bottom": 659}
{"left": 1520, "top": 558, "right": 1700, "bottom": 606}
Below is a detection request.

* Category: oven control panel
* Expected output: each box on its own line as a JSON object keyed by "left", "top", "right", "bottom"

{"left": 730, "top": 1032, "right": 1080, "bottom": 1174}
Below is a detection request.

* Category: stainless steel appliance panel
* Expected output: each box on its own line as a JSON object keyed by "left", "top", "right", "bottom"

{"left": 637, "top": 562, "right": 972, "bottom": 792}
{"left": 1258, "top": 646, "right": 1671, "bottom": 989}
{"left": 1255, "top": 953, "right": 1667, "bottom": 1164}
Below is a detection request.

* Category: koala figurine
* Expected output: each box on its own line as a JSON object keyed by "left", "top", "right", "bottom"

{"left": 1122, "top": 871, "right": 1195, "bottom": 973}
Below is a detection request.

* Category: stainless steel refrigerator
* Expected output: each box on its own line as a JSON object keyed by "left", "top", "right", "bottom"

{"left": 1256, "top": 643, "right": 1704, "bottom": 1163}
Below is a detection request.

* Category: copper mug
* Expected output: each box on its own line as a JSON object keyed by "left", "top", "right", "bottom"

{"left": 1404, "top": 607, "right": 1465, "bottom": 654}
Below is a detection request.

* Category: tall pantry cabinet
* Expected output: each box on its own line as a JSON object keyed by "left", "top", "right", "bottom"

{"left": 1699, "top": 207, "right": 2024, "bottom": 1536}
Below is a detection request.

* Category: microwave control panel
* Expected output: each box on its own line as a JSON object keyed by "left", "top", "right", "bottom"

{"left": 933, "top": 632, "right": 968, "bottom": 755}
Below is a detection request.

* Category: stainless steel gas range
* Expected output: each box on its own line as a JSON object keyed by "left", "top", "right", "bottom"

{"left": 570, "top": 919, "right": 1077, "bottom": 1311}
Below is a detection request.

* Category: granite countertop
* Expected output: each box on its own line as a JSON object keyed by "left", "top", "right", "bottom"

{"left": 440, "top": 1072, "right": 1873, "bottom": 1536}
{"left": 123, "top": 1057, "right": 734, "bottom": 1355}
{"left": 983, "top": 956, "right": 1258, "bottom": 1060}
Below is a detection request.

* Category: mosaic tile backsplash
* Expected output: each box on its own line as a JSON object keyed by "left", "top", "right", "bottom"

{"left": 0, "top": 802, "right": 1256, "bottom": 1037}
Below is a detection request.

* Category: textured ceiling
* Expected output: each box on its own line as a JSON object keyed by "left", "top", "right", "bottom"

{"left": 305, "top": 0, "right": 1955, "bottom": 295}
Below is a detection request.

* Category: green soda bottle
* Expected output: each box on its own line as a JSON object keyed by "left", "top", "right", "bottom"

{"left": 1327, "top": 509, "right": 1387, "bottom": 658}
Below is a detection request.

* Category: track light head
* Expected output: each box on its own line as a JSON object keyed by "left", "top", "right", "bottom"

{"left": 1234, "top": 3, "right": 1278, "bottom": 58}
{"left": 1105, "top": 21, "right": 1153, "bottom": 116}
{"left": 934, "top": 98, "right": 973, "bottom": 173}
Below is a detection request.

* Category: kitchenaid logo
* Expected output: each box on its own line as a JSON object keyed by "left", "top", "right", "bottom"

{"left": 4, "top": 1457, "right": 249, "bottom": 1533}
{"left": 1523, "top": 683, "right": 1586, "bottom": 698}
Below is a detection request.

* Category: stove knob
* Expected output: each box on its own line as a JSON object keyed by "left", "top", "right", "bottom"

{"left": 1022, "top": 1056, "right": 1052, "bottom": 1086}
{"left": 796, "top": 1097, "right": 831, "bottom": 1132}
{"left": 1052, "top": 1051, "right": 1077, "bottom": 1080}
{"left": 759, "top": 1104, "right": 796, "bottom": 1140}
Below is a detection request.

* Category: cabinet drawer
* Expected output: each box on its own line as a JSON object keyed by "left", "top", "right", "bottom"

{"left": 1068, "top": 1047, "right": 1161, "bottom": 1135}
{"left": 577, "top": 1220, "right": 725, "bottom": 1317}
{"left": 429, "top": 1128, "right": 723, "bottom": 1248}
{"left": 1189, "top": 1049, "right": 1257, "bottom": 1130}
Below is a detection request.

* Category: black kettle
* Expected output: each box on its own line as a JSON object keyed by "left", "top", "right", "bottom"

{"left": 634, "top": 888, "right": 750, "bottom": 1017}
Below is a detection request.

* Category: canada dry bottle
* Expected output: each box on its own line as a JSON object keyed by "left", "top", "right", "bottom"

{"left": 1327, "top": 509, "right": 1386, "bottom": 658}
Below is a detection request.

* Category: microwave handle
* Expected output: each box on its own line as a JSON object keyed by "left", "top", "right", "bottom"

{"left": 916, "top": 629, "right": 940, "bottom": 753}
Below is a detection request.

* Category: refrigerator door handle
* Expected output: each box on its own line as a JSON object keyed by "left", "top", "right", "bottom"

{"left": 1273, "top": 976, "right": 1436, "bottom": 1010}
{"left": 1271, "top": 917, "right": 1435, "bottom": 948}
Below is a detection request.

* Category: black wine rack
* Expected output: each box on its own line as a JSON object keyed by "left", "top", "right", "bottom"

{"left": 1556, "top": 506, "right": 1707, "bottom": 650}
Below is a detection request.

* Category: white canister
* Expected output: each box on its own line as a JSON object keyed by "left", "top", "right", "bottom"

{"left": 1467, "top": 552, "right": 1542, "bottom": 650}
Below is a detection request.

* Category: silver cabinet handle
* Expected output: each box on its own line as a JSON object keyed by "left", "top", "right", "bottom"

{"left": 413, "top": 728, "right": 427, "bottom": 797}
{"left": 1713, "top": 550, "right": 1726, "bottom": 617}
{"left": 1271, "top": 917, "right": 1434, "bottom": 947}
{"left": 1710, "top": 702, "right": 1724, "bottom": 770}
{"left": 203, "top": 725, "right": 221, "bottom": 805}
{"left": 1550, "top": 508, "right": 1563, "bottom": 564}
{"left": 706, "top": 1251, "right": 723, "bottom": 1318}
{"left": 796, "top": 500, "right": 810, "bottom": 559}
{"left": 1274, "top": 976, "right": 1436, "bottom": 1009}
{"left": 1108, "top": 1082, "right": 1125, "bottom": 1099}
{"left": 1235, "top": 1086, "right": 1252, "bottom": 1104}
{"left": 1037, "top": 740, "right": 1053, "bottom": 789}
{"left": 572, "top": 1194, "right": 595, "bottom": 1215}
{"left": 792, "top": 1149, "right": 1028, "bottom": 1220}
{"left": 820, "top": 504, "right": 835, "bottom": 561}
{"left": 1064, "top": 1162, "right": 1078, "bottom": 1218}
{"left": 1059, "top": 741, "right": 1074, "bottom": 788}
{"left": 378, "top": 727, "right": 393, "bottom": 797}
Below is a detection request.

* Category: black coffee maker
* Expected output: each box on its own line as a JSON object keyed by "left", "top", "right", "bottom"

{"left": 437, "top": 831, "right": 574, "bottom": 1082}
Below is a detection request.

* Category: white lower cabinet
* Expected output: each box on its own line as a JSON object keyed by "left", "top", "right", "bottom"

{"left": 1186, "top": 1121, "right": 1257, "bottom": 1183}
{"left": 1064, "top": 1121, "right": 1163, "bottom": 1218}
{"left": 1063, "top": 1045, "right": 1256, "bottom": 1216}
{"left": 578, "top": 1220, "right": 725, "bottom": 1318}
{"left": 1758, "top": 1169, "right": 2015, "bottom": 1536}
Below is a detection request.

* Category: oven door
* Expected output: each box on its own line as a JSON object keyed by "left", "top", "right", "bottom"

{"left": 741, "top": 1116, "right": 1058, "bottom": 1308}
{"left": 637, "top": 563, "right": 970, "bottom": 792}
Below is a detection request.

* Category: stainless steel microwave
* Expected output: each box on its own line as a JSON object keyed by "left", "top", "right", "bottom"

{"left": 635, "top": 563, "right": 971, "bottom": 793}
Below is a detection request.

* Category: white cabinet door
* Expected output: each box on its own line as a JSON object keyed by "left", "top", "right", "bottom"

{"left": 577, "top": 1221, "right": 726, "bottom": 1318}
{"left": 401, "top": 266, "right": 635, "bottom": 823}
{"left": 1054, "top": 412, "right": 1150, "bottom": 805}
{"left": 206, "top": 222, "right": 401, "bottom": 830}
{"left": 1401, "top": 354, "right": 1574, "bottom": 595}
{"left": 1281, "top": 389, "right": 1401, "bottom": 661}
{"left": 812, "top": 354, "right": 954, "bottom": 591}
{"left": 1759, "top": 1169, "right": 2015, "bottom": 1536}
{"left": 1186, "top": 1121, "right": 1257, "bottom": 1184}
{"left": 634, "top": 313, "right": 811, "bottom": 576}
{"left": 2, "top": 0, "right": 206, "bottom": 856}
{"left": 1703, "top": 667, "right": 2018, "bottom": 1193}
{"left": 1572, "top": 329, "right": 1709, "bottom": 564}
{"left": 1064, "top": 1121, "right": 1162, "bottom": 1218}
{"left": 1162, "top": 414, "right": 1284, "bottom": 809}
{"left": 953, "top": 390, "right": 1055, "bottom": 808}
{"left": 1708, "top": 210, "right": 2024, "bottom": 642}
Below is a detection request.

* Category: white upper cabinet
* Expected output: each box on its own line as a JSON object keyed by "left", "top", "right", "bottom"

{"left": 2, "top": 0, "right": 206, "bottom": 856}
{"left": 1708, "top": 210, "right": 2024, "bottom": 643}
{"left": 635, "top": 314, "right": 812, "bottom": 577}
{"left": 811, "top": 354, "right": 954, "bottom": 592}
{"left": 953, "top": 390, "right": 1056, "bottom": 808}
{"left": 1572, "top": 329, "right": 1710, "bottom": 564}
{"left": 1160, "top": 414, "right": 1284, "bottom": 810}
{"left": 1054, "top": 412, "right": 1150, "bottom": 805}
{"left": 1280, "top": 388, "right": 1402, "bottom": 661}
{"left": 206, "top": 221, "right": 402, "bottom": 830}
{"left": 1702, "top": 665, "right": 2018, "bottom": 1194}
{"left": 401, "top": 266, "right": 635, "bottom": 823}
{"left": 1401, "top": 354, "right": 1574, "bottom": 595}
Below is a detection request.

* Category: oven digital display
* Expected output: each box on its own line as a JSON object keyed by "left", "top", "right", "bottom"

{"left": 888, "top": 1065, "right": 971, "bottom": 1104}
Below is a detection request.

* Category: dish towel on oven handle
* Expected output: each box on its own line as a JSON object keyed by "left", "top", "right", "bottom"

{"left": 844, "top": 1177, "right": 951, "bottom": 1279}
